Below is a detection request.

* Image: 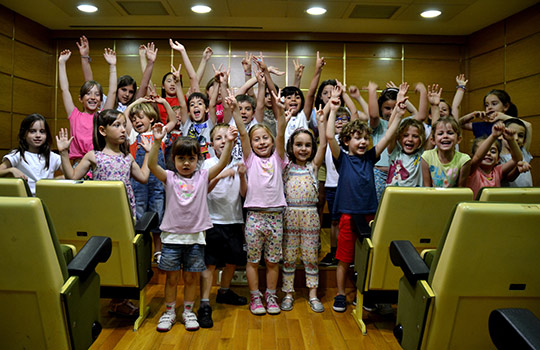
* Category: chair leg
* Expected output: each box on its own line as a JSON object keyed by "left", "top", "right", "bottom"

{"left": 352, "top": 290, "right": 367, "bottom": 335}
{"left": 133, "top": 286, "right": 150, "bottom": 331}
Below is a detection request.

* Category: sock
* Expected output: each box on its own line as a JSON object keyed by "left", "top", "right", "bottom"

{"left": 266, "top": 288, "right": 276, "bottom": 296}
{"left": 184, "top": 301, "right": 194, "bottom": 313}
{"left": 250, "top": 290, "right": 260, "bottom": 297}
{"left": 200, "top": 299, "right": 210, "bottom": 307}
{"left": 219, "top": 287, "right": 229, "bottom": 294}
{"left": 165, "top": 301, "right": 176, "bottom": 313}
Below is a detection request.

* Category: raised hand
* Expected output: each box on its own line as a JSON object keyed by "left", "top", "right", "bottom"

{"left": 203, "top": 47, "right": 213, "bottom": 61}
{"left": 76, "top": 36, "right": 90, "bottom": 56}
{"left": 316, "top": 104, "right": 325, "bottom": 124}
{"left": 329, "top": 96, "right": 340, "bottom": 111}
{"left": 252, "top": 52, "right": 267, "bottom": 71}
{"left": 456, "top": 74, "right": 468, "bottom": 87}
{"left": 169, "top": 39, "right": 185, "bottom": 52}
{"left": 56, "top": 128, "right": 73, "bottom": 152}
{"left": 427, "top": 84, "right": 442, "bottom": 106}
{"left": 268, "top": 66, "right": 285, "bottom": 76}
{"left": 138, "top": 44, "right": 146, "bottom": 57}
{"left": 270, "top": 89, "right": 285, "bottom": 110}
{"left": 315, "top": 51, "right": 326, "bottom": 72}
{"left": 331, "top": 85, "right": 342, "bottom": 98}
{"left": 349, "top": 85, "right": 360, "bottom": 99}
{"left": 103, "top": 48, "right": 116, "bottom": 65}
{"left": 147, "top": 83, "right": 158, "bottom": 99}
{"left": 490, "top": 121, "right": 505, "bottom": 137}
{"left": 502, "top": 125, "right": 516, "bottom": 140}
{"left": 146, "top": 42, "right": 157, "bottom": 62}
{"left": 241, "top": 51, "right": 252, "bottom": 73}
{"left": 237, "top": 162, "right": 246, "bottom": 176}
{"left": 224, "top": 88, "right": 238, "bottom": 109}
{"left": 386, "top": 81, "right": 398, "bottom": 89}
{"left": 367, "top": 81, "right": 378, "bottom": 91}
{"left": 139, "top": 135, "right": 152, "bottom": 152}
{"left": 293, "top": 58, "right": 305, "bottom": 79}
{"left": 227, "top": 125, "right": 239, "bottom": 141}
{"left": 171, "top": 63, "right": 182, "bottom": 82}
{"left": 152, "top": 123, "right": 167, "bottom": 141}
{"left": 284, "top": 108, "right": 294, "bottom": 124}
{"left": 59, "top": 49, "right": 72, "bottom": 63}
{"left": 398, "top": 82, "right": 409, "bottom": 101}
{"left": 517, "top": 161, "right": 531, "bottom": 173}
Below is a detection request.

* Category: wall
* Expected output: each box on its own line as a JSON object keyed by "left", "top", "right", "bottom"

{"left": 0, "top": 5, "right": 54, "bottom": 159}
{"left": 465, "top": 3, "right": 540, "bottom": 185}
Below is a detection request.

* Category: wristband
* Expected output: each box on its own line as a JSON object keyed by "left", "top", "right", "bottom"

{"left": 457, "top": 85, "right": 466, "bottom": 90}
{"left": 81, "top": 55, "right": 92, "bottom": 62}
{"left": 244, "top": 71, "right": 252, "bottom": 76}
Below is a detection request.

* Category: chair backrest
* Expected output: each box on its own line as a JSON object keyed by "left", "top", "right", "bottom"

{"left": 36, "top": 179, "right": 138, "bottom": 287}
{"left": 423, "top": 202, "right": 540, "bottom": 349}
{"left": 478, "top": 187, "right": 540, "bottom": 203}
{"left": 0, "top": 178, "right": 32, "bottom": 196}
{"left": 369, "top": 187, "right": 473, "bottom": 290}
{"left": 0, "top": 197, "right": 71, "bottom": 349}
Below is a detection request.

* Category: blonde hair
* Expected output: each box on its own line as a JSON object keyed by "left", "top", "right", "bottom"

{"left": 431, "top": 116, "right": 462, "bottom": 138}
{"left": 248, "top": 124, "right": 275, "bottom": 144}
{"left": 398, "top": 118, "right": 426, "bottom": 147}
{"left": 130, "top": 102, "right": 159, "bottom": 122}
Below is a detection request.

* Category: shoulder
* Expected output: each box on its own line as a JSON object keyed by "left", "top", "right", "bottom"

{"left": 455, "top": 151, "right": 471, "bottom": 163}
{"left": 3, "top": 150, "right": 20, "bottom": 163}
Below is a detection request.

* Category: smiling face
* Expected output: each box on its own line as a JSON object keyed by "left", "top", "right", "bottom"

{"left": 117, "top": 84, "right": 135, "bottom": 105}
{"left": 335, "top": 113, "right": 350, "bottom": 134}
{"left": 174, "top": 153, "right": 198, "bottom": 177}
{"left": 439, "top": 101, "right": 450, "bottom": 117}
{"left": 238, "top": 101, "right": 255, "bottom": 125}
{"left": 284, "top": 92, "right": 302, "bottom": 115}
{"left": 380, "top": 100, "right": 396, "bottom": 120}
{"left": 79, "top": 85, "right": 101, "bottom": 113}
{"left": 291, "top": 132, "right": 313, "bottom": 166}
{"left": 479, "top": 140, "right": 500, "bottom": 170}
{"left": 250, "top": 127, "right": 274, "bottom": 158}
{"left": 130, "top": 111, "right": 153, "bottom": 133}
{"left": 432, "top": 122, "right": 460, "bottom": 151}
{"left": 485, "top": 94, "right": 508, "bottom": 114}
{"left": 345, "top": 130, "right": 370, "bottom": 156}
{"left": 399, "top": 125, "right": 422, "bottom": 155}
{"left": 25, "top": 120, "right": 46, "bottom": 153}
{"left": 189, "top": 96, "right": 209, "bottom": 123}
{"left": 162, "top": 74, "right": 176, "bottom": 97}
{"left": 506, "top": 123, "right": 526, "bottom": 148}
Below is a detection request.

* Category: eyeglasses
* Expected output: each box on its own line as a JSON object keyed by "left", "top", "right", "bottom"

{"left": 336, "top": 116, "right": 350, "bottom": 121}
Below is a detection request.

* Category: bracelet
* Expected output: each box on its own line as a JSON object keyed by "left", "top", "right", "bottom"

{"left": 244, "top": 71, "right": 252, "bottom": 76}
{"left": 81, "top": 55, "right": 92, "bottom": 62}
{"left": 457, "top": 85, "right": 466, "bottom": 90}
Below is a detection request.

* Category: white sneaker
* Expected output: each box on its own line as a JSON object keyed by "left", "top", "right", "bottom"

{"left": 182, "top": 310, "right": 200, "bottom": 331}
{"left": 157, "top": 311, "right": 176, "bottom": 332}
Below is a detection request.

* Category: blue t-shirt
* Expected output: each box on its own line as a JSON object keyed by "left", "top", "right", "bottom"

{"left": 333, "top": 147, "right": 379, "bottom": 215}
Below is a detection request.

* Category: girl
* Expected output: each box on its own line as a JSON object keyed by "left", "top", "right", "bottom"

{"left": 280, "top": 109, "right": 327, "bottom": 313}
{"left": 0, "top": 114, "right": 61, "bottom": 195}
{"left": 59, "top": 48, "right": 117, "bottom": 164}
{"left": 421, "top": 116, "right": 471, "bottom": 188}
{"left": 149, "top": 123, "right": 236, "bottom": 332}
{"left": 227, "top": 86, "right": 287, "bottom": 316}
{"left": 467, "top": 122, "right": 521, "bottom": 198}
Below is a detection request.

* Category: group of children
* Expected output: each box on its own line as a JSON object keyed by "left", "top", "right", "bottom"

{"left": 0, "top": 37, "right": 534, "bottom": 332}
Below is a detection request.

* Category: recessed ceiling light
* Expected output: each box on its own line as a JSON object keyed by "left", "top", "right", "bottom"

{"left": 306, "top": 7, "right": 327, "bottom": 16}
{"left": 77, "top": 4, "right": 98, "bottom": 13}
{"left": 191, "top": 5, "right": 211, "bottom": 14}
{"left": 421, "top": 10, "right": 441, "bottom": 18}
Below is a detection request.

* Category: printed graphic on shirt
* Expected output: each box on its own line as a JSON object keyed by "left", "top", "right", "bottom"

{"left": 175, "top": 178, "right": 195, "bottom": 200}
{"left": 430, "top": 165, "right": 459, "bottom": 188}
{"left": 261, "top": 158, "right": 274, "bottom": 175}
{"left": 186, "top": 122, "right": 210, "bottom": 159}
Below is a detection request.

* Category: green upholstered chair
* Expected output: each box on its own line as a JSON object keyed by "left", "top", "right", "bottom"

{"left": 352, "top": 187, "right": 473, "bottom": 334}
{"left": 390, "top": 202, "right": 540, "bottom": 349}
{"left": 477, "top": 187, "right": 540, "bottom": 203}
{"left": 0, "top": 177, "right": 32, "bottom": 196}
{"left": 0, "top": 196, "right": 111, "bottom": 350}
{"left": 36, "top": 179, "right": 158, "bottom": 331}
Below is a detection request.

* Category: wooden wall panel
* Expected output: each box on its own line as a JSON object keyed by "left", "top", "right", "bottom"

{"left": 0, "top": 73, "right": 12, "bottom": 112}
{"left": 230, "top": 41, "right": 285, "bottom": 56}
{"left": 467, "top": 22, "right": 505, "bottom": 58}
{"left": 13, "top": 42, "right": 53, "bottom": 85}
{"left": 468, "top": 49, "right": 505, "bottom": 90}
{"left": 506, "top": 74, "right": 540, "bottom": 118}
{"left": 288, "top": 41, "right": 343, "bottom": 58}
{"left": 13, "top": 14, "right": 52, "bottom": 53}
{"left": 345, "top": 59, "right": 401, "bottom": 88}
{"left": 10, "top": 113, "right": 26, "bottom": 148}
{"left": 12, "top": 78, "right": 53, "bottom": 116}
{"left": 0, "top": 6, "right": 13, "bottom": 37}
{"left": 0, "top": 111, "right": 12, "bottom": 149}
{"left": 0, "top": 34, "right": 13, "bottom": 74}
{"left": 346, "top": 43, "right": 401, "bottom": 58}
{"left": 506, "top": 33, "right": 540, "bottom": 81}
{"left": 506, "top": 3, "right": 540, "bottom": 44}
{"left": 404, "top": 59, "right": 460, "bottom": 90}
{"left": 404, "top": 44, "right": 463, "bottom": 60}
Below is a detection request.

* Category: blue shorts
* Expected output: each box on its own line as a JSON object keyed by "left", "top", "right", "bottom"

{"left": 158, "top": 243, "right": 206, "bottom": 272}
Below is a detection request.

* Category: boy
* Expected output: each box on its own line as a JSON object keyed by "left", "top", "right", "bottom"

{"left": 198, "top": 123, "right": 249, "bottom": 328}
{"left": 501, "top": 118, "right": 533, "bottom": 187}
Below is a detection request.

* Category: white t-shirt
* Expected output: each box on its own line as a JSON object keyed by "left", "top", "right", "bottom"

{"left": 387, "top": 144, "right": 424, "bottom": 187}
{"left": 202, "top": 157, "right": 244, "bottom": 224}
{"left": 229, "top": 118, "right": 259, "bottom": 161}
{"left": 501, "top": 148, "right": 533, "bottom": 187}
{"left": 3, "top": 150, "right": 61, "bottom": 195}
{"left": 285, "top": 110, "right": 309, "bottom": 147}
{"left": 324, "top": 136, "right": 340, "bottom": 188}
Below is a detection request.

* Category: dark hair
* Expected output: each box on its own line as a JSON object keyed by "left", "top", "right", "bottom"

{"left": 339, "top": 120, "right": 372, "bottom": 148}
{"left": 336, "top": 107, "right": 351, "bottom": 119}
{"left": 472, "top": 136, "right": 502, "bottom": 155}
{"left": 236, "top": 94, "right": 256, "bottom": 109}
{"left": 171, "top": 137, "right": 203, "bottom": 167}
{"left": 187, "top": 92, "right": 210, "bottom": 110}
{"left": 79, "top": 80, "right": 103, "bottom": 100}
{"left": 398, "top": 118, "right": 426, "bottom": 149}
{"left": 439, "top": 98, "right": 452, "bottom": 116}
{"left": 281, "top": 86, "right": 305, "bottom": 113}
{"left": 205, "top": 77, "right": 215, "bottom": 92}
{"left": 161, "top": 72, "right": 183, "bottom": 98}
{"left": 17, "top": 114, "right": 52, "bottom": 170}
{"left": 484, "top": 89, "right": 518, "bottom": 117}
{"left": 378, "top": 87, "right": 398, "bottom": 117}
{"left": 504, "top": 118, "right": 527, "bottom": 142}
{"left": 286, "top": 128, "right": 317, "bottom": 164}
{"left": 315, "top": 79, "right": 338, "bottom": 109}
{"left": 115, "top": 75, "right": 137, "bottom": 107}
{"left": 93, "top": 109, "right": 129, "bottom": 155}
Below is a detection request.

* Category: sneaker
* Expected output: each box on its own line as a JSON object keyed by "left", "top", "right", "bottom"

{"left": 182, "top": 311, "right": 199, "bottom": 331}
{"left": 309, "top": 298, "right": 325, "bottom": 313}
{"left": 264, "top": 291, "right": 281, "bottom": 315}
{"left": 156, "top": 311, "right": 176, "bottom": 332}
{"left": 153, "top": 251, "right": 161, "bottom": 264}
{"left": 333, "top": 295, "right": 347, "bottom": 313}
{"left": 249, "top": 293, "right": 266, "bottom": 315}
{"left": 280, "top": 295, "right": 294, "bottom": 311}
{"left": 375, "top": 303, "right": 394, "bottom": 315}
{"left": 319, "top": 252, "right": 337, "bottom": 266}
{"left": 197, "top": 304, "right": 213, "bottom": 328}
{"left": 216, "top": 289, "right": 248, "bottom": 305}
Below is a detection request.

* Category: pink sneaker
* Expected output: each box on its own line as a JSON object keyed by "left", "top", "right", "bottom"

{"left": 249, "top": 292, "right": 266, "bottom": 315}
{"left": 264, "top": 291, "right": 281, "bottom": 315}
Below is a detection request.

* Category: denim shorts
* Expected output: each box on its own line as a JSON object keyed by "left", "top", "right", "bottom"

{"left": 324, "top": 187, "right": 341, "bottom": 222}
{"left": 158, "top": 243, "right": 206, "bottom": 272}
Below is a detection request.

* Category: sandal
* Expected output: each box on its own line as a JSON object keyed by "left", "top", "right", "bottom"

{"left": 309, "top": 297, "right": 325, "bottom": 313}
{"left": 153, "top": 251, "right": 162, "bottom": 264}
{"left": 109, "top": 299, "right": 139, "bottom": 318}
{"left": 280, "top": 295, "right": 294, "bottom": 311}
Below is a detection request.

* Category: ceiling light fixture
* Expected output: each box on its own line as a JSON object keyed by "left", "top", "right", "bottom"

{"left": 77, "top": 4, "right": 98, "bottom": 13}
{"left": 191, "top": 5, "right": 212, "bottom": 14}
{"left": 421, "top": 10, "right": 441, "bottom": 18}
{"left": 306, "top": 7, "right": 327, "bottom": 15}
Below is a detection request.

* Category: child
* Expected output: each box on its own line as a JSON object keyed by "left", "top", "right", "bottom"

{"left": 0, "top": 114, "right": 61, "bottom": 195}
{"left": 501, "top": 118, "right": 533, "bottom": 187}
{"left": 421, "top": 116, "right": 471, "bottom": 188}
{"left": 327, "top": 87, "right": 406, "bottom": 313}
{"left": 58, "top": 48, "right": 117, "bottom": 164}
{"left": 227, "top": 86, "right": 287, "bottom": 316}
{"left": 149, "top": 123, "right": 237, "bottom": 332}
{"left": 467, "top": 122, "right": 521, "bottom": 198}
{"left": 198, "top": 123, "right": 249, "bottom": 328}
{"left": 281, "top": 108, "right": 327, "bottom": 313}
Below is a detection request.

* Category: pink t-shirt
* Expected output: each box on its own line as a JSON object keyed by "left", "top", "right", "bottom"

{"left": 244, "top": 150, "right": 287, "bottom": 209}
{"left": 467, "top": 165, "right": 503, "bottom": 198}
{"left": 160, "top": 169, "right": 212, "bottom": 234}
{"left": 68, "top": 109, "right": 94, "bottom": 160}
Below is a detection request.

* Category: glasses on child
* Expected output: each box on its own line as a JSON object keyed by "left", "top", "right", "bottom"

{"left": 336, "top": 115, "right": 350, "bottom": 121}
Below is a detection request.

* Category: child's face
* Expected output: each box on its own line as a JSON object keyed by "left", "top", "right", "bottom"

{"left": 189, "top": 97, "right": 209, "bottom": 123}
{"left": 238, "top": 101, "right": 255, "bottom": 125}
{"left": 211, "top": 127, "right": 228, "bottom": 158}
{"left": 335, "top": 113, "right": 350, "bottom": 134}
{"left": 479, "top": 140, "right": 500, "bottom": 170}
{"left": 284, "top": 93, "right": 302, "bottom": 115}
{"left": 320, "top": 85, "right": 334, "bottom": 105}
{"left": 432, "top": 122, "right": 460, "bottom": 151}
{"left": 399, "top": 126, "right": 422, "bottom": 155}
{"left": 102, "top": 115, "right": 127, "bottom": 144}
{"left": 292, "top": 132, "right": 313, "bottom": 165}
{"left": 381, "top": 100, "right": 396, "bottom": 120}
{"left": 346, "top": 131, "right": 370, "bottom": 156}
{"left": 506, "top": 123, "right": 526, "bottom": 148}
{"left": 26, "top": 120, "right": 46, "bottom": 152}
{"left": 439, "top": 101, "right": 450, "bottom": 117}
{"left": 79, "top": 85, "right": 101, "bottom": 113}
{"left": 251, "top": 128, "right": 274, "bottom": 158}
{"left": 485, "top": 94, "right": 507, "bottom": 114}
{"left": 162, "top": 74, "right": 177, "bottom": 97}
{"left": 130, "top": 111, "right": 153, "bottom": 133}
{"left": 264, "top": 90, "right": 272, "bottom": 108}
{"left": 174, "top": 153, "right": 198, "bottom": 178}
{"left": 117, "top": 84, "right": 135, "bottom": 105}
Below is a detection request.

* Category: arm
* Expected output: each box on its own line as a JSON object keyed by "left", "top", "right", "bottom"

{"left": 367, "top": 81, "right": 380, "bottom": 129}
{"left": 348, "top": 85, "right": 369, "bottom": 121}
{"left": 241, "top": 51, "right": 255, "bottom": 96}
{"left": 459, "top": 111, "right": 482, "bottom": 131}
{"left": 226, "top": 91, "right": 250, "bottom": 159}
{"left": 76, "top": 36, "right": 93, "bottom": 81}
{"left": 253, "top": 71, "right": 266, "bottom": 123}
{"left": 421, "top": 159, "right": 432, "bottom": 187}
{"left": 492, "top": 113, "right": 533, "bottom": 152}
{"left": 208, "top": 126, "right": 238, "bottom": 180}
{"left": 501, "top": 128, "right": 523, "bottom": 178}
{"left": 169, "top": 39, "right": 199, "bottom": 92}
{"left": 196, "top": 47, "right": 213, "bottom": 84}
{"left": 154, "top": 96, "right": 178, "bottom": 133}
{"left": 428, "top": 84, "right": 442, "bottom": 125}
{"left": 457, "top": 160, "right": 471, "bottom": 187}
{"left": 56, "top": 128, "right": 95, "bottom": 179}
{"left": 58, "top": 50, "right": 76, "bottom": 116}
{"left": 237, "top": 163, "right": 247, "bottom": 197}
{"left": 0, "top": 159, "right": 27, "bottom": 180}
{"left": 302, "top": 51, "right": 326, "bottom": 120}
{"left": 377, "top": 90, "right": 408, "bottom": 157}
{"left": 135, "top": 43, "right": 157, "bottom": 99}
{"left": 235, "top": 77, "right": 257, "bottom": 96}
{"left": 470, "top": 122, "right": 504, "bottom": 173}
{"left": 102, "top": 48, "right": 117, "bottom": 110}
{"left": 312, "top": 106, "right": 327, "bottom": 168}
{"left": 271, "top": 90, "right": 287, "bottom": 160}
{"left": 170, "top": 64, "right": 189, "bottom": 125}
{"left": 149, "top": 123, "right": 168, "bottom": 183}
{"left": 325, "top": 96, "right": 341, "bottom": 160}
{"left": 208, "top": 71, "right": 220, "bottom": 124}
{"left": 292, "top": 59, "right": 304, "bottom": 88}
{"left": 207, "top": 168, "right": 235, "bottom": 192}
{"left": 414, "top": 82, "right": 428, "bottom": 122}
{"left": 336, "top": 79, "right": 358, "bottom": 120}
{"left": 452, "top": 74, "right": 468, "bottom": 119}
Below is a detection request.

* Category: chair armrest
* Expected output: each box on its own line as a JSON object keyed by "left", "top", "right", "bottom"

{"left": 134, "top": 211, "right": 159, "bottom": 235}
{"left": 67, "top": 236, "right": 112, "bottom": 279}
{"left": 390, "top": 240, "right": 430, "bottom": 284}
{"left": 489, "top": 308, "right": 540, "bottom": 350}
{"left": 350, "top": 214, "right": 372, "bottom": 242}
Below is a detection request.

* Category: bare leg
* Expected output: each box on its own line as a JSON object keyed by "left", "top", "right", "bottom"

{"left": 336, "top": 260, "right": 348, "bottom": 295}
{"left": 220, "top": 264, "right": 237, "bottom": 289}
{"left": 165, "top": 270, "right": 180, "bottom": 303}
{"left": 265, "top": 261, "right": 279, "bottom": 290}
{"left": 200, "top": 265, "right": 215, "bottom": 300}
{"left": 246, "top": 262, "right": 259, "bottom": 292}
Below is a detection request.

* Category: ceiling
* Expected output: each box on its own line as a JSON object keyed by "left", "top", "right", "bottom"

{"left": 0, "top": 0, "right": 537, "bottom": 35}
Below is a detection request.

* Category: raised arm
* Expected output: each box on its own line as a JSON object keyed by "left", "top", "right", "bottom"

{"left": 414, "top": 82, "right": 428, "bottom": 122}
{"left": 169, "top": 39, "right": 199, "bottom": 93}
{"left": 76, "top": 35, "right": 93, "bottom": 81}
{"left": 208, "top": 126, "right": 237, "bottom": 180}
{"left": 149, "top": 123, "right": 168, "bottom": 183}
{"left": 273, "top": 90, "right": 287, "bottom": 160}
{"left": 170, "top": 63, "right": 189, "bottom": 125}
{"left": 226, "top": 90, "right": 250, "bottom": 159}
{"left": 386, "top": 83, "right": 409, "bottom": 155}
{"left": 336, "top": 80, "right": 359, "bottom": 121}
{"left": 135, "top": 43, "right": 157, "bottom": 99}
{"left": 56, "top": 128, "right": 94, "bottom": 179}
{"left": 501, "top": 127, "right": 523, "bottom": 178}
{"left": 58, "top": 50, "right": 77, "bottom": 116}
{"left": 428, "top": 84, "right": 442, "bottom": 125}
{"left": 367, "top": 81, "right": 380, "bottom": 129}
{"left": 208, "top": 67, "right": 221, "bottom": 123}
{"left": 376, "top": 88, "right": 408, "bottom": 158}
{"left": 470, "top": 122, "right": 505, "bottom": 173}
{"left": 303, "top": 52, "right": 326, "bottom": 120}
{"left": 348, "top": 85, "right": 369, "bottom": 121}
{"left": 241, "top": 51, "right": 255, "bottom": 96}
{"left": 292, "top": 59, "right": 305, "bottom": 88}
{"left": 452, "top": 74, "right": 468, "bottom": 119}
{"left": 130, "top": 137, "right": 151, "bottom": 184}
{"left": 102, "top": 48, "right": 117, "bottom": 110}
{"left": 325, "top": 95, "right": 341, "bottom": 160}
{"left": 492, "top": 112, "right": 533, "bottom": 152}
{"left": 253, "top": 71, "right": 266, "bottom": 124}
{"left": 313, "top": 105, "right": 327, "bottom": 168}
{"left": 196, "top": 46, "right": 213, "bottom": 84}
